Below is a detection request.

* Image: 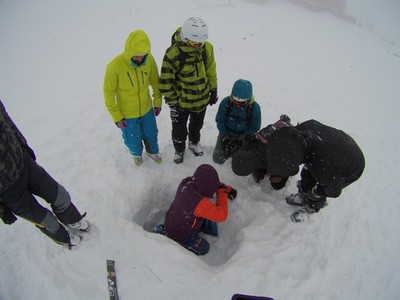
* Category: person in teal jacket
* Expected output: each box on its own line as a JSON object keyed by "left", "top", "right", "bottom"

{"left": 212, "top": 79, "right": 261, "bottom": 164}
{"left": 104, "top": 30, "right": 162, "bottom": 166}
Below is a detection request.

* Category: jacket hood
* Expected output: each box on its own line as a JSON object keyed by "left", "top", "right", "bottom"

{"left": 123, "top": 30, "right": 151, "bottom": 61}
{"left": 231, "top": 79, "right": 253, "bottom": 100}
{"left": 192, "top": 164, "right": 220, "bottom": 197}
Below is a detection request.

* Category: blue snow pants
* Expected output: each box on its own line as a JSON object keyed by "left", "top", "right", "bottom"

{"left": 121, "top": 109, "right": 159, "bottom": 156}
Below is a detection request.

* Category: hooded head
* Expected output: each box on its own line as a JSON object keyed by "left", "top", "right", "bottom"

{"left": 192, "top": 164, "right": 220, "bottom": 197}
{"left": 231, "top": 79, "right": 253, "bottom": 101}
{"left": 266, "top": 127, "right": 306, "bottom": 177}
{"left": 123, "top": 30, "right": 151, "bottom": 61}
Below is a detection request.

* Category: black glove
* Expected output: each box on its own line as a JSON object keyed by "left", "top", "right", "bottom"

{"left": 209, "top": 89, "right": 218, "bottom": 106}
{"left": 0, "top": 204, "right": 17, "bottom": 225}
{"left": 227, "top": 188, "right": 237, "bottom": 201}
{"left": 221, "top": 137, "right": 243, "bottom": 157}
{"left": 219, "top": 183, "right": 237, "bottom": 201}
{"left": 279, "top": 114, "right": 291, "bottom": 123}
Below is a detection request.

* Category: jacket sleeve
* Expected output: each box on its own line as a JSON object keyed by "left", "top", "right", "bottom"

{"left": 246, "top": 102, "right": 262, "bottom": 135}
{"left": 205, "top": 43, "right": 217, "bottom": 90}
{"left": 148, "top": 55, "right": 162, "bottom": 108}
{"left": 193, "top": 188, "right": 228, "bottom": 222}
{"left": 215, "top": 98, "right": 229, "bottom": 136}
{"left": 103, "top": 63, "right": 124, "bottom": 122}
{"left": 0, "top": 100, "right": 31, "bottom": 152}
{"left": 159, "top": 52, "right": 179, "bottom": 105}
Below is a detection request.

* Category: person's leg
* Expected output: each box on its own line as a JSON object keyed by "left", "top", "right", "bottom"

{"left": 171, "top": 109, "right": 190, "bottom": 153}
{"left": 298, "top": 167, "right": 317, "bottom": 193}
{"left": 1, "top": 182, "right": 70, "bottom": 245}
{"left": 212, "top": 135, "right": 226, "bottom": 164}
{"left": 188, "top": 109, "right": 206, "bottom": 145}
{"left": 184, "top": 234, "right": 210, "bottom": 255}
{"left": 141, "top": 109, "right": 159, "bottom": 155}
{"left": 201, "top": 220, "right": 218, "bottom": 236}
{"left": 121, "top": 118, "right": 144, "bottom": 156}
{"left": 26, "top": 157, "right": 82, "bottom": 225}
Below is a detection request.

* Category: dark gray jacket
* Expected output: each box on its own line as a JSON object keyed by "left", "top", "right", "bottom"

{"left": 0, "top": 100, "right": 31, "bottom": 195}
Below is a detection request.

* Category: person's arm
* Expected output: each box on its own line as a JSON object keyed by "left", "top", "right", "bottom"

{"left": 103, "top": 64, "right": 123, "bottom": 122}
{"left": 194, "top": 187, "right": 228, "bottom": 222}
{"left": 148, "top": 54, "right": 162, "bottom": 109}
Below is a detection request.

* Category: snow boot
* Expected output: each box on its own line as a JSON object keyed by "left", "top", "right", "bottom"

{"left": 146, "top": 152, "right": 162, "bottom": 164}
{"left": 188, "top": 142, "right": 203, "bottom": 156}
{"left": 185, "top": 235, "right": 210, "bottom": 255}
{"left": 286, "top": 192, "right": 307, "bottom": 206}
{"left": 174, "top": 151, "right": 184, "bottom": 164}
{"left": 132, "top": 155, "right": 142, "bottom": 166}
{"left": 67, "top": 229, "right": 82, "bottom": 248}
{"left": 153, "top": 224, "right": 167, "bottom": 235}
{"left": 290, "top": 209, "right": 311, "bottom": 222}
{"left": 68, "top": 218, "right": 90, "bottom": 232}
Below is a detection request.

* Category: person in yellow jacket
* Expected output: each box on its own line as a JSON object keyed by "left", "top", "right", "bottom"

{"left": 104, "top": 30, "right": 162, "bottom": 166}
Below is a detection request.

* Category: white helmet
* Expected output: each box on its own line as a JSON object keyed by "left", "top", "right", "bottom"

{"left": 181, "top": 17, "right": 208, "bottom": 43}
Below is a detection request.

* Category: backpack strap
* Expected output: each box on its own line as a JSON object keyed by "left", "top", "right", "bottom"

{"left": 175, "top": 45, "right": 207, "bottom": 75}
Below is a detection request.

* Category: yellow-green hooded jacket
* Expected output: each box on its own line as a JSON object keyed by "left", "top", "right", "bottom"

{"left": 104, "top": 30, "right": 162, "bottom": 122}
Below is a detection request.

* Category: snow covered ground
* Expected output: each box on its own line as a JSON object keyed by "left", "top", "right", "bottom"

{"left": 1, "top": 0, "right": 400, "bottom": 299}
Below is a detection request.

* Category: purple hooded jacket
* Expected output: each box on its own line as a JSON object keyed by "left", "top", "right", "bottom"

{"left": 164, "top": 164, "right": 221, "bottom": 245}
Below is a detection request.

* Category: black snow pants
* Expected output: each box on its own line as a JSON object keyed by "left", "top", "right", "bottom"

{"left": 171, "top": 107, "right": 207, "bottom": 153}
{"left": 0, "top": 153, "right": 82, "bottom": 245}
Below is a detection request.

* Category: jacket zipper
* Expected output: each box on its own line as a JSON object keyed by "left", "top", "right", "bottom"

{"left": 134, "top": 69, "right": 142, "bottom": 116}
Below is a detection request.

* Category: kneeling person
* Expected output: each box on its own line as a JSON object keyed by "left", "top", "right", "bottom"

{"left": 213, "top": 79, "right": 261, "bottom": 164}
{"left": 156, "top": 164, "right": 237, "bottom": 255}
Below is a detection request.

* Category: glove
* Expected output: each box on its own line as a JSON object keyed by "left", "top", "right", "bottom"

{"left": 169, "top": 104, "right": 181, "bottom": 118}
{"left": 115, "top": 119, "right": 127, "bottom": 129}
{"left": 209, "top": 89, "right": 218, "bottom": 106}
{"left": 227, "top": 188, "right": 237, "bottom": 200}
{"left": 221, "top": 137, "right": 243, "bottom": 157}
{"left": 0, "top": 205, "right": 17, "bottom": 225}
{"left": 23, "top": 144, "right": 36, "bottom": 161}
{"left": 154, "top": 107, "right": 161, "bottom": 117}
{"left": 219, "top": 183, "right": 237, "bottom": 201}
{"left": 279, "top": 114, "right": 291, "bottom": 123}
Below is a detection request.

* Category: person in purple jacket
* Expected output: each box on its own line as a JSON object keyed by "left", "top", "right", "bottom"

{"left": 155, "top": 164, "right": 237, "bottom": 255}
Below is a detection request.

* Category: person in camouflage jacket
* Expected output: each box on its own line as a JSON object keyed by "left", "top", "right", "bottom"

{"left": 0, "top": 99, "right": 89, "bottom": 247}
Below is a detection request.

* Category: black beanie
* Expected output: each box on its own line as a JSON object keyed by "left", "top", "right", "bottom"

{"left": 266, "top": 127, "right": 306, "bottom": 177}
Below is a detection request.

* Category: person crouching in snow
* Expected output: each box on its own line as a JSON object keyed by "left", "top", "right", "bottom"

{"left": 103, "top": 29, "right": 162, "bottom": 167}
{"left": 231, "top": 114, "right": 293, "bottom": 189}
{"left": 154, "top": 164, "right": 237, "bottom": 255}
{"left": 212, "top": 79, "right": 262, "bottom": 164}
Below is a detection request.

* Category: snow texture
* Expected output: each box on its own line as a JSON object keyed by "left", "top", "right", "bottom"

{"left": 0, "top": 0, "right": 399, "bottom": 299}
